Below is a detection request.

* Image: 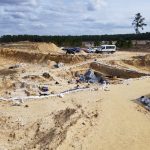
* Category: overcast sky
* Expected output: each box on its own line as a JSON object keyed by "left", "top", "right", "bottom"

{"left": 0, "top": 0, "right": 149, "bottom": 35}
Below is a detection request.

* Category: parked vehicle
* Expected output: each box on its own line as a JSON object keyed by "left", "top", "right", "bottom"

{"left": 96, "top": 45, "right": 116, "bottom": 54}
{"left": 63, "top": 47, "right": 81, "bottom": 53}
{"left": 73, "top": 47, "right": 81, "bottom": 53}
{"left": 66, "top": 49, "right": 75, "bottom": 55}
{"left": 86, "top": 47, "right": 96, "bottom": 53}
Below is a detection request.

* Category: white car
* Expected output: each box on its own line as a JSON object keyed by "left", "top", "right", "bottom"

{"left": 86, "top": 47, "right": 96, "bottom": 53}
{"left": 96, "top": 45, "right": 116, "bottom": 54}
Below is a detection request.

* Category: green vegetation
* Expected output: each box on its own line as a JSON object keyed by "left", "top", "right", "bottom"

{"left": 0, "top": 32, "right": 150, "bottom": 48}
{"left": 116, "top": 39, "right": 133, "bottom": 48}
{"left": 132, "top": 13, "right": 147, "bottom": 34}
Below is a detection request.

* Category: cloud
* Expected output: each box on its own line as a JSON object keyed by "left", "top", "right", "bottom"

{"left": 0, "top": 0, "right": 38, "bottom": 6}
{"left": 83, "top": 17, "right": 96, "bottom": 22}
{"left": 32, "top": 23, "right": 47, "bottom": 28}
{"left": 10, "top": 12, "right": 26, "bottom": 19}
{"left": 0, "top": 0, "right": 149, "bottom": 35}
{"left": 87, "top": 0, "right": 107, "bottom": 11}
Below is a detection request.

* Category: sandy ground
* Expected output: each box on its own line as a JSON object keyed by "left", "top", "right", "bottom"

{"left": 59, "top": 78, "right": 150, "bottom": 150}
{"left": 0, "top": 78, "right": 150, "bottom": 150}
{"left": 0, "top": 49, "right": 150, "bottom": 150}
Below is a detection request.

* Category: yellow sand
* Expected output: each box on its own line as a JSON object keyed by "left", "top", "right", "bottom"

{"left": 0, "top": 50, "right": 150, "bottom": 150}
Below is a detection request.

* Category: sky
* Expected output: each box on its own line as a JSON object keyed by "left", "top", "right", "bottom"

{"left": 0, "top": 0, "right": 149, "bottom": 35}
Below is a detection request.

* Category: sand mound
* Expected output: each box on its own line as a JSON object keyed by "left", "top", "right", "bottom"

{"left": 0, "top": 42, "right": 62, "bottom": 54}
{"left": 123, "top": 54, "right": 150, "bottom": 71}
{"left": 144, "top": 54, "right": 150, "bottom": 65}
{"left": 79, "top": 50, "right": 88, "bottom": 55}
{"left": 36, "top": 43, "right": 62, "bottom": 54}
{"left": 0, "top": 48, "right": 89, "bottom": 64}
{"left": 132, "top": 54, "right": 150, "bottom": 66}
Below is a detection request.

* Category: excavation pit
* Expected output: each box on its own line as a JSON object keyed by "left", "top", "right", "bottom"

{"left": 90, "top": 62, "right": 149, "bottom": 79}
{"left": 54, "top": 61, "right": 149, "bottom": 85}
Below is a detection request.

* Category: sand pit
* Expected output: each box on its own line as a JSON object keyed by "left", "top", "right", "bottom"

{"left": 0, "top": 49, "right": 150, "bottom": 150}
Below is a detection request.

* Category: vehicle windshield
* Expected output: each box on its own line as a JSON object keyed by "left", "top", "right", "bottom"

{"left": 106, "top": 46, "right": 115, "bottom": 49}
{"left": 101, "top": 46, "right": 105, "bottom": 49}
{"left": 100, "top": 46, "right": 116, "bottom": 49}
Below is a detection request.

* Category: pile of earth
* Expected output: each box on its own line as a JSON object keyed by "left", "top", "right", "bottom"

{"left": 0, "top": 48, "right": 91, "bottom": 64}
{"left": 35, "top": 42, "right": 62, "bottom": 54}
{"left": 123, "top": 54, "right": 150, "bottom": 71}
{"left": 0, "top": 41, "right": 62, "bottom": 54}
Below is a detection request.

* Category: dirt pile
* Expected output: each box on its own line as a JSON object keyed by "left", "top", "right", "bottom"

{"left": 0, "top": 42, "right": 106, "bottom": 64}
{"left": 0, "top": 42, "right": 62, "bottom": 54}
{"left": 0, "top": 48, "right": 89, "bottom": 64}
{"left": 36, "top": 43, "right": 62, "bottom": 53}
{"left": 135, "top": 54, "right": 150, "bottom": 66}
{"left": 123, "top": 54, "right": 150, "bottom": 71}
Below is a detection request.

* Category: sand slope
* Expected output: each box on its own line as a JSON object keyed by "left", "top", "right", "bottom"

{"left": 0, "top": 42, "right": 62, "bottom": 54}
{"left": 58, "top": 78, "right": 150, "bottom": 150}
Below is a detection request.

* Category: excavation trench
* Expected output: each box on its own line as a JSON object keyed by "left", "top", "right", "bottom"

{"left": 54, "top": 61, "right": 149, "bottom": 85}
{"left": 0, "top": 52, "right": 149, "bottom": 102}
{"left": 0, "top": 48, "right": 93, "bottom": 64}
{"left": 90, "top": 62, "right": 149, "bottom": 79}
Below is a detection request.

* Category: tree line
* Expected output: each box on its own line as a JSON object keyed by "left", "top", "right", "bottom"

{"left": 0, "top": 33, "right": 150, "bottom": 48}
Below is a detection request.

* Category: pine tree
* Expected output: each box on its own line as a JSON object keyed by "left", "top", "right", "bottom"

{"left": 132, "top": 13, "right": 147, "bottom": 34}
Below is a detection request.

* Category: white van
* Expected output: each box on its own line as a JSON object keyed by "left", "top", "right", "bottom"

{"left": 95, "top": 45, "right": 116, "bottom": 54}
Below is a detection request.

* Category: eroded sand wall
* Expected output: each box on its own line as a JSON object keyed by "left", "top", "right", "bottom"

{"left": 0, "top": 48, "right": 88, "bottom": 64}
{"left": 90, "top": 62, "right": 149, "bottom": 78}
